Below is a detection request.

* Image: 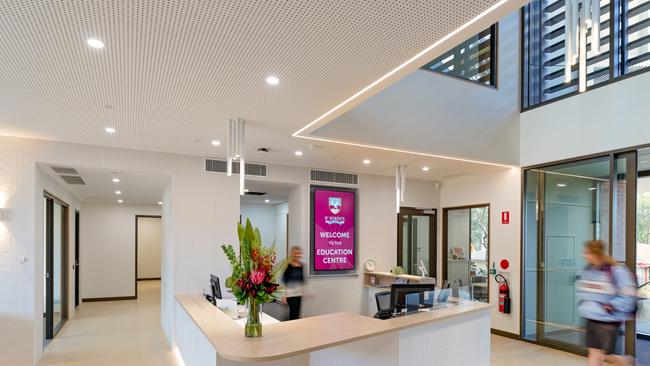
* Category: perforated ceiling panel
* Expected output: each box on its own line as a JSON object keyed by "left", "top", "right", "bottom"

{"left": 0, "top": 1, "right": 507, "bottom": 157}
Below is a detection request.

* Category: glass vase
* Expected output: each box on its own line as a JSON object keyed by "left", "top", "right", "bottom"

{"left": 245, "top": 298, "right": 262, "bottom": 337}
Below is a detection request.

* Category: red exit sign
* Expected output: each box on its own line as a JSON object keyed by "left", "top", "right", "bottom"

{"left": 501, "top": 211, "right": 510, "bottom": 224}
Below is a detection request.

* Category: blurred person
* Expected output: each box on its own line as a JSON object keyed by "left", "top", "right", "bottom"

{"left": 282, "top": 246, "right": 305, "bottom": 320}
{"left": 578, "top": 240, "right": 637, "bottom": 366}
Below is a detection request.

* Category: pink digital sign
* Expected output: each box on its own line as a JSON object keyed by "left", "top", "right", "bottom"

{"left": 312, "top": 188, "right": 356, "bottom": 272}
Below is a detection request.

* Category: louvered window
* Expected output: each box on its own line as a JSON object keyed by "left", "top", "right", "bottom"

{"left": 422, "top": 24, "right": 498, "bottom": 87}
{"left": 523, "top": 0, "right": 650, "bottom": 109}
{"left": 625, "top": 0, "right": 650, "bottom": 73}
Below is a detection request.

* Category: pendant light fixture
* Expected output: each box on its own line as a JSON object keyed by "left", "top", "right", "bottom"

{"left": 395, "top": 165, "right": 405, "bottom": 213}
{"left": 227, "top": 118, "right": 246, "bottom": 195}
{"left": 564, "top": 0, "right": 600, "bottom": 92}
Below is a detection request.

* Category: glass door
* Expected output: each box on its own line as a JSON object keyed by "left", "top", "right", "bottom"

{"left": 523, "top": 152, "right": 637, "bottom": 356}
{"left": 443, "top": 205, "right": 490, "bottom": 302}
{"left": 541, "top": 157, "right": 610, "bottom": 350}
{"left": 397, "top": 208, "right": 436, "bottom": 277}
{"left": 44, "top": 194, "right": 68, "bottom": 340}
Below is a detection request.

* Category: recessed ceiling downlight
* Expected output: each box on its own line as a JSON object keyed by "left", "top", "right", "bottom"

{"left": 115, "top": 190, "right": 122, "bottom": 195}
{"left": 105, "top": 127, "right": 116, "bottom": 134}
{"left": 118, "top": 199, "right": 123, "bottom": 203}
{"left": 295, "top": 150, "right": 303, "bottom": 156}
{"left": 87, "top": 38, "right": 105, "bottom": 49}
{"left": 158, "top": 201, "right": 163, "bottom": 205}
{"left": 265, "top": 75, "right": 280, "bottom": 85}
{"left": 112, "top": 177, "right": 120, "bottom": 183}
{"left": 211, "top": 140, "right": 221, "bottom": 146}
{"left": 422, "top": 166, "right": 430, "bottom": 171}
{"left": 363, "top": 159, "right": 371, "bottom": 165}
{"left": 264, "top": 199, "right": 270, "bottom": 203}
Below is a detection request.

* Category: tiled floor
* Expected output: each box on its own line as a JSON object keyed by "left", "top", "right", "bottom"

{"left": 491, "top": 335, "right": 585, "bottom": 366}
{"left": 38, "top": 281, "right": 177, "bottom": 366}
{"left": 40, "top": 281, "right": 588, "bottom": 365}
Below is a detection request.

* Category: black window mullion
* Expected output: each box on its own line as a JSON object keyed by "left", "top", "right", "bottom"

{"left": 619, "top": 0, "right": 628, "bottom": 75}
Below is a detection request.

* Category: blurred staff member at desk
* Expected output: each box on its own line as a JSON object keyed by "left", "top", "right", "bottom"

{"left": 282, "top": 246, "right": 305, "bottom": 320}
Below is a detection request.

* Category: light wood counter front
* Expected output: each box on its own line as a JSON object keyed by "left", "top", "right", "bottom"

{"left": 174, "top": 293, "right": 492, "bottom": 365}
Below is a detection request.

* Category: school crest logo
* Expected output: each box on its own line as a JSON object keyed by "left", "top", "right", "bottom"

{"left": 328, "top": 197, "right": 342, "bottom": 215}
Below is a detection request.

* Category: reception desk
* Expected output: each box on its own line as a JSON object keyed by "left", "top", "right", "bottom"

{"left": 174, "top": 294, "right": 492, "bottom": 366}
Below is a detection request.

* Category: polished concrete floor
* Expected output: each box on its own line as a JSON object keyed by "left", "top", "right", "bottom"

{"left": 39, "top": 280, "right": 589, "bottom": 366}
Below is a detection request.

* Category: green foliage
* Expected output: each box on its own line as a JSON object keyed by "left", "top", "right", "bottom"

{"left": 221, "top": 218, "right": 282, "bottom": 305}
{"left": 470, "top": 207, "right": 489, "bottom": 252}
{"left": 639, "top": 194, "right": 650, "bottom": 245}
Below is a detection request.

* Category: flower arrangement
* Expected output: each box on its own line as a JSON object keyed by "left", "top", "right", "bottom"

{"left": 221, "top": 219, "right": 286, "bottom": 337}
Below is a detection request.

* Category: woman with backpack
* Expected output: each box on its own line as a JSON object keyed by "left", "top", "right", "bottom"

{"left": 578, "top": 240, "right": 638, "bottom": 366}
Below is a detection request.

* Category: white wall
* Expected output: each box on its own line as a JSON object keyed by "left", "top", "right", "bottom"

{"left": 520, "top": 69, "right": 650, "bottom": 166}
{"left": 80, "top": 203, "right": 161, "bottom": 299}
{"left": 137, "top": 216, "right": 162, "bottom": 279}
{"left": 440, "top": 167, "right": 521, "bottom": 335}
{"left": 274, "top": 202, "right": 289, "bottom": 260}
{"left": 240, "top": 203, "right": 276, "bottom": 247}
{"left": 288, "top": 185, "right": 302, "bottom": 246}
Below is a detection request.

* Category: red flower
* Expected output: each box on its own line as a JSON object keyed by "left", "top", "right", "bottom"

{"left": 250, "top": 270, "right": 266, "bottom": 285}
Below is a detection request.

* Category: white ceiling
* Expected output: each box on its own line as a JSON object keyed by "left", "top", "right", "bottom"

{"left": 41, "top": 164, "right": 167, "bottom": 205}
{"left": 241, "top": 181, "right": 295, "bottom": 205}
{"left": 0, "top": 1, "right": 526, "bottom": 181}
{"left": 312, "top": 11, "right": 521, "bottom": 166}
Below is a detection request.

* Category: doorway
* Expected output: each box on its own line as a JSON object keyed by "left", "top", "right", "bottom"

{"left": 442, "top": 204, "right": 490, "bottom": 302}
{"left": 44, "top": 193, "right": 68, "bottom": 341}
{"left": 74, "top": 210, "right": 79, "bottom": 308}
{"left": 136, "top": 215, "right": 162, "bottom": 284}
{"left": 397, "top": 207, "right": 436, "bottom": 277}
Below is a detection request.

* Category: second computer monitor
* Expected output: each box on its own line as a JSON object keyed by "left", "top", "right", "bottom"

{"left": 390, "top": 283, "right": 436, "bottom": 311}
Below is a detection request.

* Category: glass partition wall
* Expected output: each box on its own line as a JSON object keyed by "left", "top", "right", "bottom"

{"left": 523, "top": 152, "right": 637, "bottom": 355}
{"left": 443, "top": 205, "right": 490, "bottom": 303}
{"left": 636, "top": 148, "right": 650, "bottom": 363}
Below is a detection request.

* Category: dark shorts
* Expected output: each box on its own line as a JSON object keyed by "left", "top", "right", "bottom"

{"left": 586, "top": 320, "right": 619, "bottom": 355}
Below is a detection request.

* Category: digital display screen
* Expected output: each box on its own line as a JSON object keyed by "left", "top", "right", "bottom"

{"left": 311, "top": 187, "right": 356, "bottom": 272}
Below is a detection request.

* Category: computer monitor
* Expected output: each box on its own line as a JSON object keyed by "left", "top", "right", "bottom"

{"left": 210, "top": 275, "right": 222, "bottom": 304}
{"left": 390, "top": 283, "right": 436, "bottom": 312}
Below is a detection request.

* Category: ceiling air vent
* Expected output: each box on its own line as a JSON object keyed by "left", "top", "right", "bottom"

{"left": 59, "top": 175, "right": 86, "bottom": 185}
{"left": 310, "top": 169, "right": 358, "bottom": 185}
{"left": 204, "top": 159, "right": 268, "bottom": 177}
{"left": 245, "top": 191, "right": 266, "bottom": 196}
{"left": 51, "top": 166, "right": 79, "bottom": 175}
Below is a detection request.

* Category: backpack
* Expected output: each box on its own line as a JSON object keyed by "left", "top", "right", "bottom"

{"left": 604, "top": 264, "right": 639, "bottom": 316}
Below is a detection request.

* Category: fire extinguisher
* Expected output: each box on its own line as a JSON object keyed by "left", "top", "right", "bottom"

{"left": 495, "top": 274, "right": 511, "bottom": 314}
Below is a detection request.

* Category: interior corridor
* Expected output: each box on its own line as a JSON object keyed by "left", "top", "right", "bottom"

{"left": 38, "top": 281, "right": 177, "bottom": 366}
{"left": 38, "top": 280, "right": 588, "bottom": 366}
